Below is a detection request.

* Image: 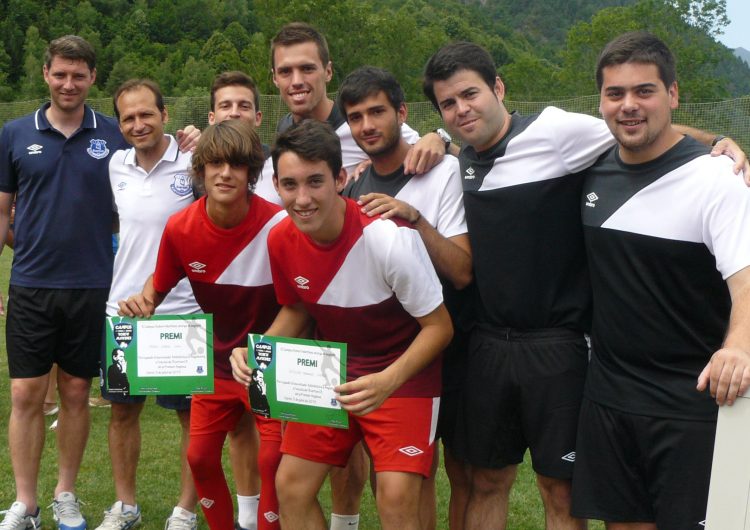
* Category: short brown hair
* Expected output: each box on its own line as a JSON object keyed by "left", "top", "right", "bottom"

{"left": 270, "top": 22, "right": 329, "bottom": 70}
{"left": 271, "top": 119, "right": 342, "bottom": 178}
{"left": 210, "top": 71, "right": 260, "bottom": 112}
{"left": 113, "top": 79, "right": 165, "bottom": 120}
{"left": 596, "top": 31, "right": 676, "bottom": 91}
{"left": 191, "top": 120, "right": 265, "bottom": 195}
{"left": 45, "top": 35, "right": 96, "bottom": 71}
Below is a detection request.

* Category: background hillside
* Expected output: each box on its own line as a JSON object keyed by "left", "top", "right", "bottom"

{"left": 0, "top": 0, "right": 749, "bottom": 102}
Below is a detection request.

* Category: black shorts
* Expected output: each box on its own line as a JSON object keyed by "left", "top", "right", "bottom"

{"left": 6, "top": 285, "right": 108, "bottom": 379}
{"left": 571, "top": 399, "right": 714, "bottom": 529}
{"left": 437, "top": 326, "right": 470, "bottom": 448}
{"left": 453, "top": 326, "right": 587, "bottom": 479}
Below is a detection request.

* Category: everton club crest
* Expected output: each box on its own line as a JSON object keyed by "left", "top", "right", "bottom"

{"left": 87, "top": 139, "right": 110, "bottom": 159}
{"left": 170, "top": 173, "right": 192, "bottom": 196}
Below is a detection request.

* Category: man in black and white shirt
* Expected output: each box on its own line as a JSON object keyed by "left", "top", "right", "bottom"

{"left": 572, "top": 31, "right": 750, "bottom": 530}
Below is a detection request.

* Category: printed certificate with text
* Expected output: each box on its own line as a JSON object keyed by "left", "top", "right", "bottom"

{"left": 247, "top": 334, "right": 348, "bottom": 429}
{"left": 104, "top": 315, "right": 214, "bottom": 396}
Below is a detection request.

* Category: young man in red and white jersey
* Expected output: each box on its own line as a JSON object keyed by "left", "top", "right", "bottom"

{"left": 118, "top": 120, "right": 286, "bottom": 530}
{"left": 230, "top": 119, "right": 454, "bottom": 530}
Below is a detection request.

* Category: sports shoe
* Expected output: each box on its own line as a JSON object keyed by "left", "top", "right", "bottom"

{"left": 51, "top": 492, "right": 87, "bottom": 530}
{"left": 94, "top": 502, "right": 140, "bottom": 530}
{"left": 164, "top": 509, "right": 196, "bottom": 530}
{"left": 0, "top": 502, "right": 40, "bottom": 530}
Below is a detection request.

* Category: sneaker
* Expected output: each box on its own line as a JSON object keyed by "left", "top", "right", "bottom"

{"left": 0, "top": 502, "right": 40, "bottom": 530}
{"left": 88, "top": 397, "right": 111, "bottom": 408}
{"left": 49, "top": 419, "right": 58, "bottom": 431}
{"left": 44, "top": 402, "right": 59, "bottom": 416}
{"left": 94, "top": 502, "right": 140, "bottom": 530}
{"left": 164, "top": 510, "right": 196, "bottom": 530}
{"left": 51, "top": 492, "right": 87, "bottom": 530}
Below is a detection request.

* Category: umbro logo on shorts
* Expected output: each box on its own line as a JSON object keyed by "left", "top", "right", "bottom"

{"left": 199, "top": 498, "right": 214, "bottom": 508}
{"left": 190, "top": 261, "right": 207, "bottom": 274}
{"left": 399, "top": 446, "right": 424, "bottom": 457}
{"left": 561, "top": 451, "right": 576, "bottom": 462}
{"left": 295, "top": 276, "right": 310, "bottom": 290}
{"left": 264, "top": 512, "right": 279, "bottom": 523}
{"left": 27, "top": 144, "right": 43, "bottom": 155}
{"left": 585, "top": 192, "right": 599, "bottom": 208}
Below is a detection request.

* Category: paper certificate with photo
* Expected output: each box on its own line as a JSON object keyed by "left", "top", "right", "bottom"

{"left": 247, "top": 334, "right": 348, "bottom": 429}
{"left": 104, "top": 315, "right": 214, "bottom": 396}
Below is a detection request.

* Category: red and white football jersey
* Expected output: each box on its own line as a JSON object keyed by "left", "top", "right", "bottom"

{"left": 154, "top": 195, "right": 287, "bottom": 379}
{"left": 268, "top": 198, "right": 444, "bottom": 397}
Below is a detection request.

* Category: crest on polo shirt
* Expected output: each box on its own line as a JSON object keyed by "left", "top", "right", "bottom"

{"left": 170, "top": 173, "right": 192, "bottom": 196}
{"left": 87, "top": 139, "right": 109, "bottom": 159}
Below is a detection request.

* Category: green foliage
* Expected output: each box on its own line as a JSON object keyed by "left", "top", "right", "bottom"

{"left": 0, "top": 0, "right": 747, "bottom": 102}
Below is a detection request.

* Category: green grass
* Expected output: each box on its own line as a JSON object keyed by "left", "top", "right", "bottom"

{"left": 0, "top": 251, "right": 604, "bottom": 529}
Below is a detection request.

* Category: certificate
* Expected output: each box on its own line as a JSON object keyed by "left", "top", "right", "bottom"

{"left": 104, "top": 315, "right": 214, "bottom": 396}
{"left": 247, "top": 334, "right": 348, "bottom": 429}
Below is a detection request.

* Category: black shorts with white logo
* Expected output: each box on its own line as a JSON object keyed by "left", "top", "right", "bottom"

{"left": 6, "top": 285, "right": 108, "bottom": 378}
{"left": 571, "top": 398, "right": 714, "bottom": 529}
{"left": 453, "top": 326, "right": 588, "bottom": 478}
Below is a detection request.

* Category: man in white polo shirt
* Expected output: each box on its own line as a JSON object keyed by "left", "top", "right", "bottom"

{"left": 95, "top": 78, "right": 200, "bottom": 530}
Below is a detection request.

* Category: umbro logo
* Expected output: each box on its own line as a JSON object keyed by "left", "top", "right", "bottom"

{"left": 264, "top": 512, "right": 279, "bottom": 523}
{"left": 199, "top": 498, "right": 214, "bottom": 508}
{"left": 561, "top": 451, "right": 576, "bottom": 462}
{"left": 585, "top": 192, "right": 598, "bottom": 208}
{"left": 117, "top": 182, "right": 127, "bottom": 190}
{"left": 189, "top": 261, "right": 207, "bottom": 274}
{"left": 464, "top": 167, "right": 476, "bottom": 180}
{"left": 27, "top": 144, "right": 43, "bottom": 155}
{"left": 294, "top": 276, "right": 310, "bottom": 290}
{"left": 698, "top": 521, "right": 706, "bottom": 527}
{"left": 399, "top": 446, "right": 424, "bottom": 457}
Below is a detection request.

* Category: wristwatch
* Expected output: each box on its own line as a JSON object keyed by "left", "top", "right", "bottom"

{"left": 433, "top": 128, "right": 452, "bottom": 153}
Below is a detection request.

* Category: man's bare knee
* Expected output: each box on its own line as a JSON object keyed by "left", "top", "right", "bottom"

{"left": 471, "top": 465, "right": 517, "bottom": 497}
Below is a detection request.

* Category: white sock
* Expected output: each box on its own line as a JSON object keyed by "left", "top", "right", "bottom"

{"left": 330, "top": 513, "right": 360, "bottom": 530}
{"left": 236, "top": 494, "right": 259, "bottom": 530}
{"left": 171, "top": 506, "right": 196, "bottom": 520}
{"left": 122, "top": 503, "right": 138, "bottom": 514}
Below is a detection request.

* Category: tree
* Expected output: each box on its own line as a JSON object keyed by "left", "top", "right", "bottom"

{"left": 200, "top": 31, "right": 244, "bottom": 74}
{"left": 20, "top": 26, "right": 47, "bottom": 100}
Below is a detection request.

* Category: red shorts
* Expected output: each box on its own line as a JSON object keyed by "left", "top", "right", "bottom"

{"left": 281, "top": 397, "right": 439, "bottom": 478}
{"left": 191, "top": 377, "right": 282, "bottom": 441}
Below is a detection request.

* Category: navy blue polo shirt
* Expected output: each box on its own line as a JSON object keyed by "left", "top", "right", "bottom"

{"left": 0, "top": 103, "right": 128, "bottom": 288}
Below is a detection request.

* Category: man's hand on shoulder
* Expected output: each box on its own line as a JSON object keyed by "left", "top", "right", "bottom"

{"left": 404, "top": 132, "right": 445, "bottom": 175}
{"left": 711, "top": 137, "right": 750, "bottom": 185}
{"left": 697, "top": 347, "right": 750, "bottom": 406}
{"left": 176, "top": 125, "right": 201, "bottom": 153}
{"left": 358, "top": 192, "right": 420, "bottom": 223}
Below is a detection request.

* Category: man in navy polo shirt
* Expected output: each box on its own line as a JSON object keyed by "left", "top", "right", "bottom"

{"left": 0, "top": 35, "right": 196, "bottom": 530}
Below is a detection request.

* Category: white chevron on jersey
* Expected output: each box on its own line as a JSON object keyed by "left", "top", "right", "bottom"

{"left": 215, "top": 209, "right": 287, "bottom": 286}
{"left": 596, "top": 154, "right": 750, "bottom": 279}
{"left": 479, "top": 107, "right": 614, "bottom": 192}
{"left": 317, "top": 218, "right": 442, "bottom": 317}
